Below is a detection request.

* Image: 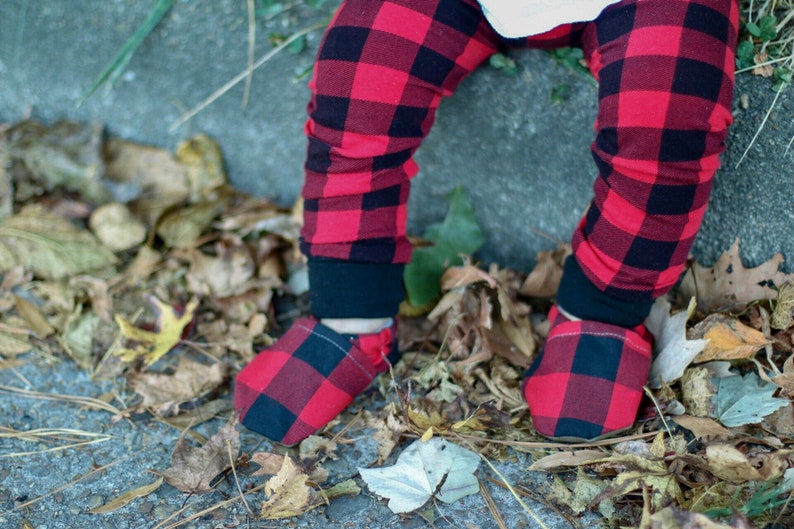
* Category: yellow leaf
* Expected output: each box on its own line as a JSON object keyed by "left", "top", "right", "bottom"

{"left": 89, "top": 477, "right": 163, "bottom": 514}
{"left": 260, "top": 456, "right": 320, "bottom": 519}
{"left": 113, "top": 297, "right": 198, "bottom": 366}
{"left": 691, "top": 314, "right": 770, "bottom": 363}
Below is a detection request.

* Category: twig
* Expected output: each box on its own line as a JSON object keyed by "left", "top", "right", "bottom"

{"left": 228, "top": 439, "right": 254, "bottom": 516}
{"left": 479, "top": 479, "right": 508, "bottom": 529}
{"left": 455, "top": 434, "right": 551, "bottom": 529}
{"left": 5, "top": 455, "right": 132, "bottom": 513}
{"left": 169, "top": 23, "right": 326, "bottom": 131}
{"left": 242, "top": 0, "right": 256, "bottom": 109}
{"left": 0, "top": 384, "right": 123, "bottom": 415}
{"left": 736, "top": 77, "right": 784, "bottom": 167}
{"left": 454, "top": 430, "right": 658, "bottom": 450}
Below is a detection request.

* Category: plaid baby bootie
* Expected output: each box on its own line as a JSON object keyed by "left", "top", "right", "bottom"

{"left": 522, "top": 306, "right": 652, "bottom": 442}
{"left": 234, "top": 317, "right": 399, "bottom": 445}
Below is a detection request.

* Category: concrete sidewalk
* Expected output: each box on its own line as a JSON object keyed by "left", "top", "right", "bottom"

{"left": 2, "top": 0, "right": 793, "bottom": 272}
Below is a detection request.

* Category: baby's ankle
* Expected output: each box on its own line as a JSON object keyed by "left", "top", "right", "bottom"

{"left": 320, "top": 317, "right": 393, "bottom": 335}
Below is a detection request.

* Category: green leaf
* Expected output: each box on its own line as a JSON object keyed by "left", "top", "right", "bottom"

{"left": 746, "top": 15, "right": 777, "bottom": 42}
{"left": 403, "top": 186, "right": 483, "bottom": 308}
{"left": 711, "top": 371, "right": 788, "bottom": 427}
{"left": 358, "top": 438, "right": 480, "bottom": 514}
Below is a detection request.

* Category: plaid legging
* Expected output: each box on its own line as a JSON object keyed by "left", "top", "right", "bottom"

{"left": 301, "top": 0, "right": 738, "bottom": 320}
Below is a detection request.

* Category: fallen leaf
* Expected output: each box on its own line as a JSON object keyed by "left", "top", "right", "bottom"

{"left": 678, "top": 239, "right": 794, "bottom": 313}
{"left": 451, "top": 401, "right": 511, "bottom": 434}
{"left": 174, "top": 133, "right": 226, "bottom": 202}
{"left": 672, "top": 415, "right": 732, "bottom": 439}
{"left": 14, "top": 296, "right": 54, "bottom": 338}
{"left": 130, "top": 357, "right": 226, "bottom": 415}
{"left": 0, "top": 204, "right": 118, "bottom": 279}
{"left": 649, "top": 505, "right": 743, "bottom": 529}
{"left": 690, "top": 314, "right": 771, "bottom": 363}
{"left": 528, "top": 449, "right": 605, "bottom": 470}
{"left": 183, "top": 236, "right": 255, "bottom": 298}
{"left": 704, "top": 444, "right": 792, "bottom": 483}
{"left": 358, "top": 437, "right": 480, "bottom": 514}
{"left": 647, "top": 297, "right": 708, "bottom": 388}
{"left": 771, "top": 355, "right": 794, "bottom": 397}
{"left": 155, "top": 189, "right": 233, "bottom": 249}
{"left": 259, "top": 455, "right": 320, "bottom": 519}
{"left": 113, "top": 297, "right": 198, "bottom": 366}
{"left": 681, "top": 367, "right": 717, "bottom": 417}
{"left": 403, "top": 186, "right": 484, "bottom": 309}
{"left": 156, "top": 415, "right": 239, "bottom": 493}
{"left": 6, "top": 120, "right": 108, "bottom": 203}
{"left": 89, "top": 203, "right": 147, "bottom": 251}
{"left": 251, "top": 452, "right": 288, "bottom": 477}
{"left": 89, "top": 477, "right": 163, "bottom": 514}
{"left": 712, "top": 372, "right": 788, "bottom": 427}
{"left": 519, "top": 244, "right": 571, "bottom": 298}
{"left": 104, "top": 138, "right": 190, "bottom": 224}
{"left": 772, "top": 282, "right": 794, "bottom": 330}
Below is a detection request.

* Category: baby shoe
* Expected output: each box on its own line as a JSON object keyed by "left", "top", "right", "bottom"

{"left": 234, "top": 317, "right": 398, "bottom": 445}
{"left": 522, "top": 306, "right": 652, "bottom": 442}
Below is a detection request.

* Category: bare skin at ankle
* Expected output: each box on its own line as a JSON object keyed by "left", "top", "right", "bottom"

{"left": 321, "top": 317, "right": 393, "bottom": 335}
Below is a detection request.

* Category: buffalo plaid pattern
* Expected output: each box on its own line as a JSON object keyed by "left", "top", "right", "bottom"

{"left": 523, "top": 306, "right": 653, "bottom": 441}
{"left": 235, "top": 318, "right": 398, "bottom": 445}
{"left": 301, "top": 0, "right": 737, "bottom": 305}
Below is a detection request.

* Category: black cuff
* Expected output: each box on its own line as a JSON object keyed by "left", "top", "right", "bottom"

{"left": 556, "top": 256, "right": 654, "bottom": 328}
{"left": 308, "top": 257, "right": 405, "bottom": 318}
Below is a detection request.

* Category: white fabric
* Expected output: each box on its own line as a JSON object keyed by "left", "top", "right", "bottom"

{"left": 477, "top": 0, "right": 620, "bottom": 38}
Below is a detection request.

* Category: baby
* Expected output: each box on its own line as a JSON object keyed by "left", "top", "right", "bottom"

{"left": 234, "top": 0, "right": 738, "bottom": 445}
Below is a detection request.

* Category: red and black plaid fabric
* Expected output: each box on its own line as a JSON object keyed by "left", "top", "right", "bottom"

{"left": 300, "top": 0, "right": 737, "bottom": 309}
{"left": 523, "top": 305, "right": 653, "bottom": 441}
{"left": 234, "top": 318, "right": 398, "bottom": 445}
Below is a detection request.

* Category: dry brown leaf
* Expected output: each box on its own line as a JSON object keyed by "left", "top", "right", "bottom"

{"left": 183, "top": 236, "right": 255, "bottom": 298}
{"left": 259, "top": 455, "right": 321, "bottom": 520}
{"left": 14, "top": 295, "right": 54, "bottom": 338}
{"left": 155, "top": 188, "right": 234, "bottom": 249}
{"left": 690, "top": 314, "right": 771, "bottom": 363}
{"left": 89, "top": 477, "right": 163, "bottom": 514}
{"left": 451, "top": 401, "right": 511, "bottom": 434}
{"left": 672, "top": 415, "right": 732, "bottom": 440}
{"left": 528, "top": 450, "right": 605, "bottom": 471}
{"left": 439, "top": 264, "right": 497, "bottom": 290}
{"left": 679, "top": 239, "right": 794, "bottom": 313}
{"left": 251, "top": 452, "right": 287, "bottom": 477}
{"left": 156, "top": 416, "right": 239, "bottom": 493}
{"left": 519, "top": 244, "right": 571, "bottom": 298}
{"left": 104, "top": 138, "right": 190, "bottom": 225}
{"left": 130, "top": 357, "right": 226, "bottom": 416}
{"left": 752, "top": 52, "right": 775, "bottom": 77}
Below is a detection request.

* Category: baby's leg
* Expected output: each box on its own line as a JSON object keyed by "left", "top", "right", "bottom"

{"left": 236, "top": 0, "right": 502, "bottom": 445}
{"left": 525, "top": 0, "right": 739, "bottom": 440}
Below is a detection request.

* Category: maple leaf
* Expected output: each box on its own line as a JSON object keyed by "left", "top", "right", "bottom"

{"left": 113, "top": 296, "right": 198, "bottom": 366}
{"left": 155, "top": 415, "right": 239, "bottom": 493}
{"left": 359, "top": 437, "right": 480, "bottom": 514}
{"left": 678, "top": 239, "right": 794, "bottom": 313}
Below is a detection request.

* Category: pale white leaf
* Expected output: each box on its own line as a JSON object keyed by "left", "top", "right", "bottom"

{"left": 712, "top": 371, "right": 788, "bottom": 427}
{"left": 647, "top": 297, "right": 708, "bottom": 388}
{"left": 358, "top": 437, "right": 479, "bottom": 514}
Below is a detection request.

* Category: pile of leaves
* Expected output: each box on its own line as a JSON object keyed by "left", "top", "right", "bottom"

{"left": 4, "top": 120, "right": 794, "bottom": 528}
